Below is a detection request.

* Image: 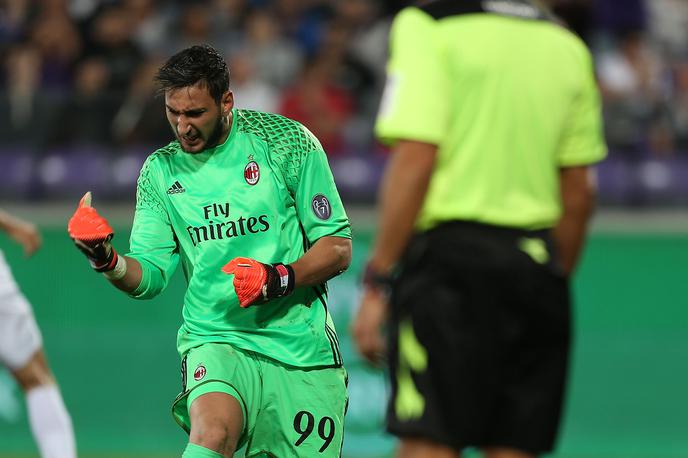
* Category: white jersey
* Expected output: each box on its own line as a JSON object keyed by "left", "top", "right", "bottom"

{"left": 0, "top": 250, "right": 24, "bottom": 304}
{"left": 0, "top": 249, "right": 41, "bottom": 369}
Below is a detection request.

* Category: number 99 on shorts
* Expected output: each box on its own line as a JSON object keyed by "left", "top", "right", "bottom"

{"left": 293, "top": 410, "right": 336, "bottom": 453}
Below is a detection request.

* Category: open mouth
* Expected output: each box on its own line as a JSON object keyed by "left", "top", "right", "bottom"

{"left": 182, "top": 135, "right": 200, "bottom": 146}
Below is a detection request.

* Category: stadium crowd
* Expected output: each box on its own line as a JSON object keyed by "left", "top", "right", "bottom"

{"left": 1, "top": 0, "right": 688, "bottom": 203}
{"left": 0, "top": 0, "right": 392, "bottom": 156}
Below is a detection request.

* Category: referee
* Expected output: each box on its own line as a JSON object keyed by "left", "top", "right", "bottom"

{"left": 353, "top": 1, "right": 606, "bottom": 458}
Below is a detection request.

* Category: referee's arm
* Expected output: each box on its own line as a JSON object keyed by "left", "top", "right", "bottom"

{"left": 367, "top": 140, "right": 437, "bottom": 274}
{"left": 554, "top": 165, "right": 596, "bottom": 276}
{"left": 353, "top": 140, "right": 436, "bottom": 364}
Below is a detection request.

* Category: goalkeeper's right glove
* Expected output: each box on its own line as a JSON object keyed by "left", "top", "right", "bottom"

{"left": 67, "top": 192, "right": 123, "bottom": 276}
{"left": 221, "top": 257, "right": 295, "bottom": 308}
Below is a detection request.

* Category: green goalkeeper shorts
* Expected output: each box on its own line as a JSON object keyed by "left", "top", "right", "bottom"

{"left": 172, "top": 342, "right": 348, "bottom": 457}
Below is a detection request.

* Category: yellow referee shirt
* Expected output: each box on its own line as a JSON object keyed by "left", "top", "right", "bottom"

{"left": 376, "top": 0, "right": 607, "bottom": 230}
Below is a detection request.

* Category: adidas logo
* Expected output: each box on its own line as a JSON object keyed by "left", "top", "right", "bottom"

{"left": 167, "top": 181, "right": 185, "bottom": 194}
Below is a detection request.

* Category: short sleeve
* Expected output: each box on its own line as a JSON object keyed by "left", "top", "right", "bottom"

{"left": 126, "top": 155, "right": 180, "bottom": 299}
{"left": 375, "top": 7, "right": 449, "bottom": 145}
{"left": 293, "top": 128, "right": 351, "bottom": 243}
{"left": 557, "top": 48, "right": 608, "bottom": 166}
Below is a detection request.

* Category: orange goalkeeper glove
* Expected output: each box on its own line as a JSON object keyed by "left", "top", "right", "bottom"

{"left": 221, "top": 257, "right": 295, "bottom": 308}
{"left": 67, "top": 192, "right": 119, "bottom": 273}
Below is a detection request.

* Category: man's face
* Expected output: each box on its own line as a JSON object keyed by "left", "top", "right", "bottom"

{"left": 164, "top": 83, "right": 233, "bottom": 153}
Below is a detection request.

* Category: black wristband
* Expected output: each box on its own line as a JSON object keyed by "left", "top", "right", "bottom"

{"left": 94, "top": 247, "right": 118, "bottom": 273}
{"left": 73, "top": 233, "right": 115, "bottom": 272}
{"left": 362, "top": 262, "right": 393, "bottom": 289}
{"left": 265, "top": 262, "right": 295, "bottom": 299}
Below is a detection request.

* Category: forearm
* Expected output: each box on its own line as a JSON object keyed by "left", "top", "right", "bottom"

{"left": 107, "top": 255, "right": 143, "bottom": 293}
{"left": 553, "top": 166, "right": 596, "bottom": 276}
{"left": 68, "top": 191, "right": 176, "bottom": 298}
{"left": 290, "top": 236, "right": 352, "bottom": 286}
{"left": 0, "top": 209, "right": 26, "bottom": 233}
{"left": 368, "top": 141, "right": 437, "bottom": 273}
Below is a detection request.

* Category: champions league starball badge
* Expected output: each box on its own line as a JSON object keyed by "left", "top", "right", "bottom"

{"left": 311, "top": 194, "right": 332, "bottom": 220}
{"left": 244, "top": 157, "right": 260, "bottom": 185}
{"left": 194, "top": 364, "right": 206, "bottom": 381}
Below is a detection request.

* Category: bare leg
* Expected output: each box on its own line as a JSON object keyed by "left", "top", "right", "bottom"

{"left": 11, "top": 348, "right": 54, "bottom": 390}
{"left": 188, "top": 392, "right": 244, "bottom": 458}
{"left": 11, "top": 348, "right": 76, "bottom": 458}
{"left": 397, "top": 438, "right": 461, "bottom": 458}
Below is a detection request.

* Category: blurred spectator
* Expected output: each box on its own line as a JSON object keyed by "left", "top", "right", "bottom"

{"left": 46, "top": 57, "right": 120, "bottom": 148}
{"left": 596, "top": 30, "right": 670, "bottom": 157}
{"left": 229, "top": 51, "right": 279, "bottom": 113}
{"left": 29, "top": 12, "right": 82, "bottom": 91}
{"left": 669, "top": 62, "right": 688, "bottom": 152}
{"left": 278, "top": 56, "right": 353, "bottom": 156}
{"left": 87, "top": 5, "right": 144, "bottom": 95}
{"left": 334, "top": 0, "right": 389, "bottom": 82}
{"left": 0, "top": 45, "right": 42, "bottom": 146}
{"left": 163, "top": 2, "right": 227, "bottom": 57}
{"left": 68, "top": 0, "right": 103, "bottom": 22}
{"left": 36, "top": 0, "right": 71, "bottom": 19}
{"left": 0, "top": 0, "right": 31, "bottom": 43}
{"left": 0, "top": 0, "right": 687, "bottom": 205}
{"left": 210, "top": 0, "right": 250, "bottom": 46}
{"left": 646, "top": 0, "right": 688, "bottom": 60}
{"left": 212, "top": 0, "right": 249, "bottom": 27}
{"left": 111, "top": 58, "right": 170, "bottom": 148}
{"left": 124, "top": 0, "right": 172, "bottom": 56}
{"left": 593, "top": 0, "right": 647, "bottom": 38}
{"left": 242, "top": 9, "right": 303, "bottom": 88}
{"left": 273, "top": 0, "right": 332, "bottom": 56}
{"left": 313, "top": 19, "right": 378, "bottom": 149}
{"left": 316, "top": 20, "right": 377, "bottom": 111}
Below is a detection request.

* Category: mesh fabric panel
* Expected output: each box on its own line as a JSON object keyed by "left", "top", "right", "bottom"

{"left": 236, "top": 110, "right": 321, "bottom": 195}
{"left": 136, "top": 143, "right": 178, "bottom": 219}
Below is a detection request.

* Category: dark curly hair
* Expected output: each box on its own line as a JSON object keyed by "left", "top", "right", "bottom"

{"left": 154, "top": 44, "right": 230, "bottom": 103}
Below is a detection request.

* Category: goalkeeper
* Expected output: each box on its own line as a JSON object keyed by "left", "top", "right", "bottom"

{"left": 68, "top": 45, "right": 351, "bottom": 458}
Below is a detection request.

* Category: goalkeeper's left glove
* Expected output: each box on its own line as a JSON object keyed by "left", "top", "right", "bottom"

{"left": 67, "top": 191, "right": 124, "bottom": 277}
{"left": 221, "top": 257, "right": 295, "bottom": 308}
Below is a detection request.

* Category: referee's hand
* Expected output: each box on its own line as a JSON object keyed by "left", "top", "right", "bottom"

{"left": 351, "top": 286, "right": 388, "bottom": 366}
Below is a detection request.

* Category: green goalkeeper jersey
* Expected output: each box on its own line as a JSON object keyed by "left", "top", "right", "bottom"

{"left": 126, "top": 109, "right": 351, "bottom": 368}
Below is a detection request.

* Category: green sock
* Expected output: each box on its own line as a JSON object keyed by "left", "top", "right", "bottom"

{"left": 182, "top": 443, "right": 225, "bottom": 458}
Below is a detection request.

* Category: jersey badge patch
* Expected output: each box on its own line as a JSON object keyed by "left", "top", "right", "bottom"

{"left": 194, "top": 364, "right": 206, "bottom": 381}
{"left": 312, "top": 194, "right": 332, "bottom": 220}
{"left": 244, "top": 159, "right": 260, "bottom": 185}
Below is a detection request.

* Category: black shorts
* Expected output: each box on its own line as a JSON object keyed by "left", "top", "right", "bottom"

{"left": 386, "top": 221, "right": 571, "bottom": 454}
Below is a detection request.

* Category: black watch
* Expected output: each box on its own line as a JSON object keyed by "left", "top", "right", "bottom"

{"left": 362, "top": 262, "right": 393, "bottom": 289}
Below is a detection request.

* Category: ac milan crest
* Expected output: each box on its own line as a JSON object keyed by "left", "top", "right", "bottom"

{"left": 244, "top": 161, "right": 260, "bottom": 185}
{"left": 194, "top": 364, "right": 206, "bottom": 381}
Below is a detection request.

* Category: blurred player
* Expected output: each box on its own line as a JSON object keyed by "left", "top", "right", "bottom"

{"left": 0, "top": 210, "right": 77, "bottom": 458}
{"left": 353, "top": 1, "right": 606, "bottom": 458}
{"left": 67, "top": 45, "right": 351, "bottom": 458}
